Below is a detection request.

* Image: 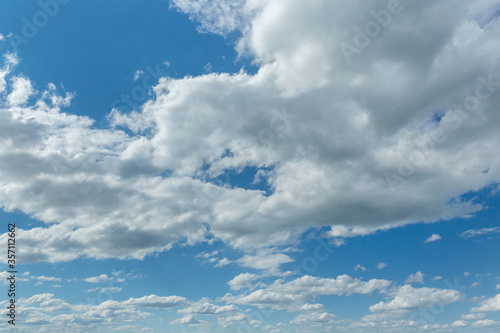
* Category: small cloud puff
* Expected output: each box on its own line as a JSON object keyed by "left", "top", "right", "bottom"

{"left": 424, "top": 234, "right": 442, "bottom": 243}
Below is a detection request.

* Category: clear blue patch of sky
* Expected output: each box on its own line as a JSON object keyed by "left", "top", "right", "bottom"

{"left": 214, "top": 165, "right": 275, "bottom": 196}
{"left": 0, "top": 0, "right": 257, "bottom": 126}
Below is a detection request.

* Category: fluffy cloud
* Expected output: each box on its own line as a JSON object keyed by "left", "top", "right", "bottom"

{"left": 217, "top": 312, "right": 248, "bottom": 328}
{"left": 237, "top": 250, "right": 294, "bottom": 273}
{"left": 227, "top": 273, "right": 260, "bottom": 290}
{"left": 84, "top": 274, "right": 112, "bottom": 283}
{"left": 354, "top": 264, "right": 367, "bottom": 272}
{"left": 13, "top": 293, "right": 192, "bottom": 331}
{"left": 405, "top": 271, "right": 425, "bottom": 284}
{"left": 7, "top": 76, "right": 35, "bottom": 106}
{"left": 290, "top": 311, "right": 336, "bottom": 325}
{"left": 122, "top": 295, "right": 188, "bottom": 308}
{"left": 424, "top": 234, "right": 442, "bottom": 243}
{"left": 171, "top": 0, "right": 250, "bottom": 35}
{"left": 369, "top": 285, "right": 463, "bottom": 313}
{"left": 171, "top": 315, "right": 205, "bottom": 325}
{"left": 471, "top": 294, "right": 500, "bottom": 312}
{"left": 223, "top": 274, "right": 391, "bottom": 310}
{"left": 451, "top": 320, "right": 469, "bottom": 327}
{"left": 1, "top": 0, "right": 500, "bottom": 263}
{"left": 178, "top": 301, "right": 239, "bottom": 315}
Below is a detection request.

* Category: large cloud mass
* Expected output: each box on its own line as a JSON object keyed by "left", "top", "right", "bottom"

{"left": 1, "top": 0, "right": 500, "bottom": 262}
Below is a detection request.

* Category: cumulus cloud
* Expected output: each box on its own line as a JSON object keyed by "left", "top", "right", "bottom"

{"left": 368, "top": 285, "right": 463, "bottom": 318}
{"left": 178, "top": 301, "right": 239, "bottom": 315}
{"left": 405, "top": 271, "right": 425, "bottom": 284}
{"left": 123, "top": 295, "right": 188, "bottom": 308}
{"left": 376, "top": 263, "right": 388, "bottom": 270}
{"left": 237, "top": 249, "right": 294, "bottom": 273}
{"left": 354, "top": 264, "right": 367, "bottom": 272}
{"left": 171, "top": 315, "right": 205, "bottom": 325}
{"left": 84, "top": 274, "right": 111, "bottom": 283}
{"left": 290, "top": 311, "right": 336, "bottom": 325}
{"left": 223, "top": 274, "right": 391, "bottom": 311}
{"left": 471, "top": 294, "right": 500, "bottom": 312}
{"left": 424, "top": 234, "right": 442, "bottom": 243}
{"left": 1, "top": 0, "right": 500, "bottom": 264}
{"left": 14, "top": 293, "right": 192, "bottom": 330}
{"left": 217, "top": 312, "right": 248, "bottom": 328}
{"left": 462, "top": 313, "right": 486, "bottom": 320}
{"left": 7, "top": 76, "right": 35, "bottom": 106}
{"left": 452, "top": 320, "right": 469, "bottom": 327}
{"left": 227, "top": 273, "right": 260, "bottom": 290}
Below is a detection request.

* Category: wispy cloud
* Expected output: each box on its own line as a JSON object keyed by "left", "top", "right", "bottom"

{"left": 460, "top": 227, "right": 500, "bottom": 239}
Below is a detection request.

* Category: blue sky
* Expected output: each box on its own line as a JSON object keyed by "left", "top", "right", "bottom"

{"left": 1, "top": 0, "right": 500, "bottom": 332}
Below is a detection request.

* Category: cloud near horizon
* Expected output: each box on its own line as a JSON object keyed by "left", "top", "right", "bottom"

{"left": 1, "top": 0, "right": 500, "bottom": 264}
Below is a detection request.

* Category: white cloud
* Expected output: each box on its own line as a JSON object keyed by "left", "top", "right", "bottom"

{"left": 170, "top": 0, "right": 251, "bottom": 35}
{"left": 497, "top": 284, "right": 500, "bottom": 290}
{"left": 473, "top": 319, "right": 498, "bottom": 327}
{"left": 354, "top": 264, "right": 367, "bottom": 272}
{"left": 217, "top": 312, "right": 248, "bottom": 328}
{"left": 84, "top": 274, "right": 111, "bottom": 283}
{"left": 424, "top": 234, "right": 442, "bottom": 243}
{"left": 228, "top": 273, "right": 260, "bottom": 290}
{"left": 369, "top": 285, "right": 463, "bottom": 313}
{"left": 214, "top": 257, "right": 231, "bottom": 267}
{"left": 471, "top": 294, "right": 500, "bottom": 312}
{"left": 223, "top": 274, "right": 391, "bottom": 311}
{"left": 7, "top": 76, "right": 36, "bottom": 106}
{"left": 15, "top": 292, "right": 187, "bottom": 330}
{"left": 32, "top": 275, "right": 61, "bottom": 282}
{"left": 462, "top": 313, "right": 485, "bottom": 320}
{"left": 376, "top": 263, "right": 388, "bottom": 270}
{"left": 0, "top": 53, "right": 18, "bottom": 93}
{"left": 460, "top": 227, "right": 500, "bottom": 238}
{"left": 451, "top": 320, "right": 469, "bottom": 327}
{"left": 290, "top": 311, "right": 336, "bottom": 325}
{"left": 123, "top": 295, "right": 188, "bottom": 308}
{"left": 237, "top": 250, "right": 293, "bottom": 273}
{"left": 171, "top": 315, "right": 205, "bottom": 325}
{"left": 405, "top": 271, "right": 425, "bottom": 284}
{"left": 87, "top": 287, "right": 123, "bottom": 293}
{"left": 300, "top": 303, "right": 324, "bottom": 311}
{"left": 133, "top": 70, "right": 145, "bottom": 81}
{"left": 178, "top": 302, "right": 239, "bottom": 315}
{"left": 1, "top": 0, "right": 500, "bottom": 263}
